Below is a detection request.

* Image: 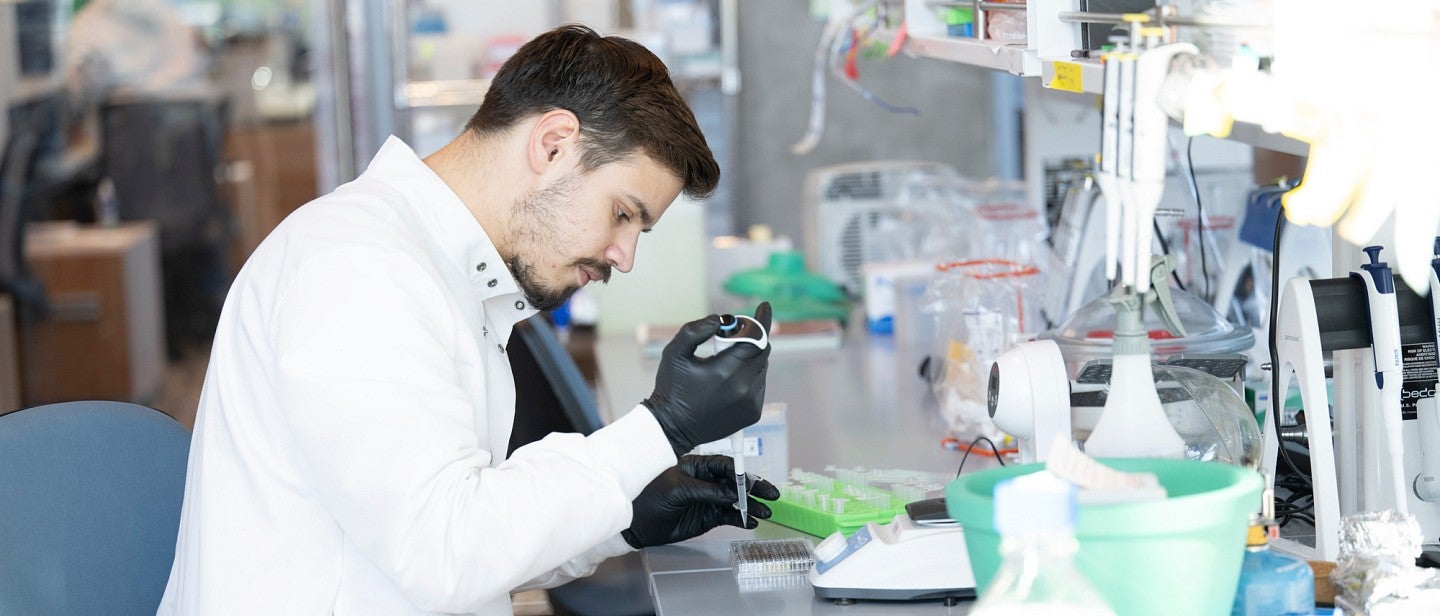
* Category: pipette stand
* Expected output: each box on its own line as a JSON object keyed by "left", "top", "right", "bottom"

{"left": 1267, "top": 272, "right": 1440, "bottom": 561}
{"left": 1330, "top": 240, "right": 1440, "bottom": 554}
{"left": 1266, "top": 277, "right": 1341, "bottom": 561}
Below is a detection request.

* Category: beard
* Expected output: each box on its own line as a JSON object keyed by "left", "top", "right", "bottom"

{"left": 506, "top": 255, "right": 611, "bottom": 312}
{"left": 504, "top": 172, "right": 612, "bottom": 312}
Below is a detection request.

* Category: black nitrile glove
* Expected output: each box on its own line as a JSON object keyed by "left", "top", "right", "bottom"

{"left": 621, "top": 454, "right": 781, "bottom": 549}
{"left": 643, "top": 302, "right": 772, "bottom": 457}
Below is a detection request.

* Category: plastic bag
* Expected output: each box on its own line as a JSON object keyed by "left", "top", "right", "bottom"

{"left": 925, "top": 260, "right": 1044, "bottom": 439}
{"left": 986, "top": 5, "right": 1027, "bottom": 44}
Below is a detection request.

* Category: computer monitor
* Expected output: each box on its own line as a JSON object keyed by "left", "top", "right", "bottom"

{"left": 15, "top": 0, "right": 54, "bottom": 77}
{"left": 506, "top": 317, "right": 604, "bottom": 455}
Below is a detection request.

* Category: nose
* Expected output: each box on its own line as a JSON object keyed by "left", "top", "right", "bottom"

{"left": 605, "top": 233, "right": 637, "bottom": 273}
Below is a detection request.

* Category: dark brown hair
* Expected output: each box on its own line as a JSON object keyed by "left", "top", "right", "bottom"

{"left": 466, "top": 24, "right": 719, "bottom": 200}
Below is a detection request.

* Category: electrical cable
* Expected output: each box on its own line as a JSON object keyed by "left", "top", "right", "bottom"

{"left": 791, "top": 1, "right": 917, "bottom": 155}
{"left": 1258, "top": 180, "right": 1314, "bottom": 528}
{"left": 1184, "top": 136, "right": 1210, "bottom": 299}
{"left": 1153, "top": 219, "right": 1188, "bottom": 291}
{"left": 955, "top": 436, "right": 1007, "bottom": 478}
{"left": 1268, "top": 194, "right": 1314, "bottom": 498}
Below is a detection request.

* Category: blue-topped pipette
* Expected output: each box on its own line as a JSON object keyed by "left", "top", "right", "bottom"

{"left": 1353, "top": 245, "right": 1406, "bottom": 514}
{"left": 713, "top": 313, "right": 769, "bottom": 527}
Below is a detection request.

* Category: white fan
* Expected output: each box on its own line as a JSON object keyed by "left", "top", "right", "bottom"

{"left": 802, "top": 161, "right": 962, "bottom": 295}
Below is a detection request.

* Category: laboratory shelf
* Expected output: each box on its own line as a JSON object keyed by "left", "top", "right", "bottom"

{"left": 1040, "top": 56, "right": 1102, "bottom": 94}
{"left": 904, "top": 32, "right": 1039, "bottom": 76}
{"left": 1037, "top": 57, "right": 1309, "bottom": 156}
{"left": 1225, "top": 120, "right": 1309, "bottom": 157}
{"left": 893, "top": 0, "right": 1309, "bottom": 158}
{"left": 877, "top": 28, "right": 1039, "bottom": 76}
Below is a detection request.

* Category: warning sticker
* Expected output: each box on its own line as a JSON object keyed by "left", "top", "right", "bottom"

{"left": 1402, "top": 341, "right": 1437, "bottom": 420}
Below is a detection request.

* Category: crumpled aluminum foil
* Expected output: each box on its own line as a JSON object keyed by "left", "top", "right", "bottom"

{"left": 1331, "top": 511, "right": 1440, "bottom": 614}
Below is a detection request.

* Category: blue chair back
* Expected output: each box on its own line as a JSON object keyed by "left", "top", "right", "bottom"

{"left": 0, "top": 401, "right": 190, "bottom": 615}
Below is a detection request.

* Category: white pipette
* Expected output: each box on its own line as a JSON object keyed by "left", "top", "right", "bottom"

{"left": 712, "top": 314, "right": 769, "bottom": 527}
{"left": 1129, "top": 39, "right": 1199, "bottom": 292}
{"left": 1415, "top": 238, "right": 1440, "bottom": 502}
{"left": 1097, "top": 42, "right": 1124, "bottom": 284}
{"left": 1354, "top": 246, "right": 1406, "bottom": 514}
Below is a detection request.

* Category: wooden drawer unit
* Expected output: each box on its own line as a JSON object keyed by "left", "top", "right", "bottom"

{"left": 20, "top": 222, "right": 165, "bottom": 405}
{"left": 0, "top": 295, "right": 19, "bottom": 411}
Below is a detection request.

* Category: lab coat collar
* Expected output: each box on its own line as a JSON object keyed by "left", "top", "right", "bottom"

{"left": 364, "top": 136, "right": 540, "bottom": 341}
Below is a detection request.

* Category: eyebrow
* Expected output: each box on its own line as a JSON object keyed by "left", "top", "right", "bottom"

{"left": 624, "top": 193, "right": 655, "bottom": 231}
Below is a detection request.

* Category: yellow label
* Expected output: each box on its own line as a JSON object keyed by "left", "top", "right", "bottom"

{"left": 1049, "top": 61, "right": 1084, "bottom": 93}
{"left": 947, "top": 341, "right": 973, "bottom": 363}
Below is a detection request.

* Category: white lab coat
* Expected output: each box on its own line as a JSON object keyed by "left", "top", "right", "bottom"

{"left": 158, "top": 137, "right": 678, "bottom": 615}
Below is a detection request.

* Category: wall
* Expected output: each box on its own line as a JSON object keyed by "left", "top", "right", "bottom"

{"left": 429, "top": 0, "right": 551, "bottom": 41}
{"left": 732, "top": 2, "right": 997, "bottom": 242}
{"left": 586, "top": 194, "right": 708, "bottom": 335}
{"left": 0, "top": 4, "right": 17, "bottom": 148}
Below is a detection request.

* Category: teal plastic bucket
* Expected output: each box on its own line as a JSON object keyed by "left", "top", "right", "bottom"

{"left": 946, "top": 459, "right": 1262, "bottom": 616}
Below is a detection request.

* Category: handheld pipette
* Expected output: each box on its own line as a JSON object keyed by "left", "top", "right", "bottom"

{"left": 1115, "top": 49, "right": 1138, "bottom": 287}
{"left": 730, "top": 432, "right": 748, "bottom": 527}
{"left": 1415, "top": 237, "right": 1440, "bottom": 502}
{"left": 713, "top": 313, "right": 769, "bottom": 527}
{"left": 1129, "top": 38, "right": 1199, "bottom": 292}
{"left": 1353, "top": 245, "right": 1406, "bottom": 514}
{"left": 1097, "top": 39, "right": 1125, "bottom": 284}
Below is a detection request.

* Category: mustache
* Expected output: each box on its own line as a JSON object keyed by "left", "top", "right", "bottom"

{"left": 574, "top": 258, "right": 612, "bottom": 284}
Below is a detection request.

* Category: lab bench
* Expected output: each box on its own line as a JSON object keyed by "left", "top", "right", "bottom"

{"left": 642, "top": 523, "right": 971, "bottom": 615}
{"left": 596, "top": 323, "right": 994, "bottom": 613}
{"left": 597, "top": 324, "right": 973, "bottom": 473}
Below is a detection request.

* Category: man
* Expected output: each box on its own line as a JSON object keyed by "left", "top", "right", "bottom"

{"left": 159, "top": 25, "right": 776, "bottom": 615}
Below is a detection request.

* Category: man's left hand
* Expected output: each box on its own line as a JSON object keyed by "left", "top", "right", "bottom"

{"left": 621, "top": 455, "right": 780, "bottom": 549}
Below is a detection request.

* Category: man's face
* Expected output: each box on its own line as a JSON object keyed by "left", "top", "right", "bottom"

{"left": 505, "top": 153, "right": 683, "bottom": 311}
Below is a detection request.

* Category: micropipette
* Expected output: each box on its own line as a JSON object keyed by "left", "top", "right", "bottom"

{"left": 713, "top": 313, "right": 769, "bottom": 527}
{"left": 1097, "top": 39, "right": 1125, "bottom": 285}
{"left": 1415, "top": 238, "right": 1440, "bottom": 502}
{"left": 731, "top": 433, "right": 749, "bottom": 527}
{"left": 1129, "top": 39, "right": 1199, "bottom": 292}
{"left": 1354, "top": 245, "right": 1406, "bottom": 514}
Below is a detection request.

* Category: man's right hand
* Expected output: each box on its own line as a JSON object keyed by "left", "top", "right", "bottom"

{"left": 643, "top": 302, "right": 772, "bottom": 457}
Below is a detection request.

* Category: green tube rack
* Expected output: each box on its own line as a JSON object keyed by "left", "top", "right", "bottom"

{"left": 767, "top": 467, "right": 944, "bottom": 538}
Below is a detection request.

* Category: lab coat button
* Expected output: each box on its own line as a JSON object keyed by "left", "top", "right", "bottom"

{"left": 476, "top": 262, "right": 487, "bottom": 271}
{"left": 498, "top": 344, "right": 506, "bottom": 353}
{"left": 487, "top": 279, "right": 497, "bottom": 288}
{"left": 515, "top": 301, "right": 525, "bottom": 310}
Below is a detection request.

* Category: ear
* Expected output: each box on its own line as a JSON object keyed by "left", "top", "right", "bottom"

{"left": 527, "top": 109, "right": 581, "bottom": 175}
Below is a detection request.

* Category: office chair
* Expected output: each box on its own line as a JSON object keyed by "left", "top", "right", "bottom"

{"left": 0, "top": 401, "right": 191, "bottom": 615}
{"left": 509, "top": 316, "right": 604, "bottom": 449}
{"left": 0, "top": 103, "right": 51, "bottom": 325}
{"left": 508, "top": 318, "right": 655, "bottom": 616}
{"left": 100, "top": 94, "right": 231, "bottom": 356}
